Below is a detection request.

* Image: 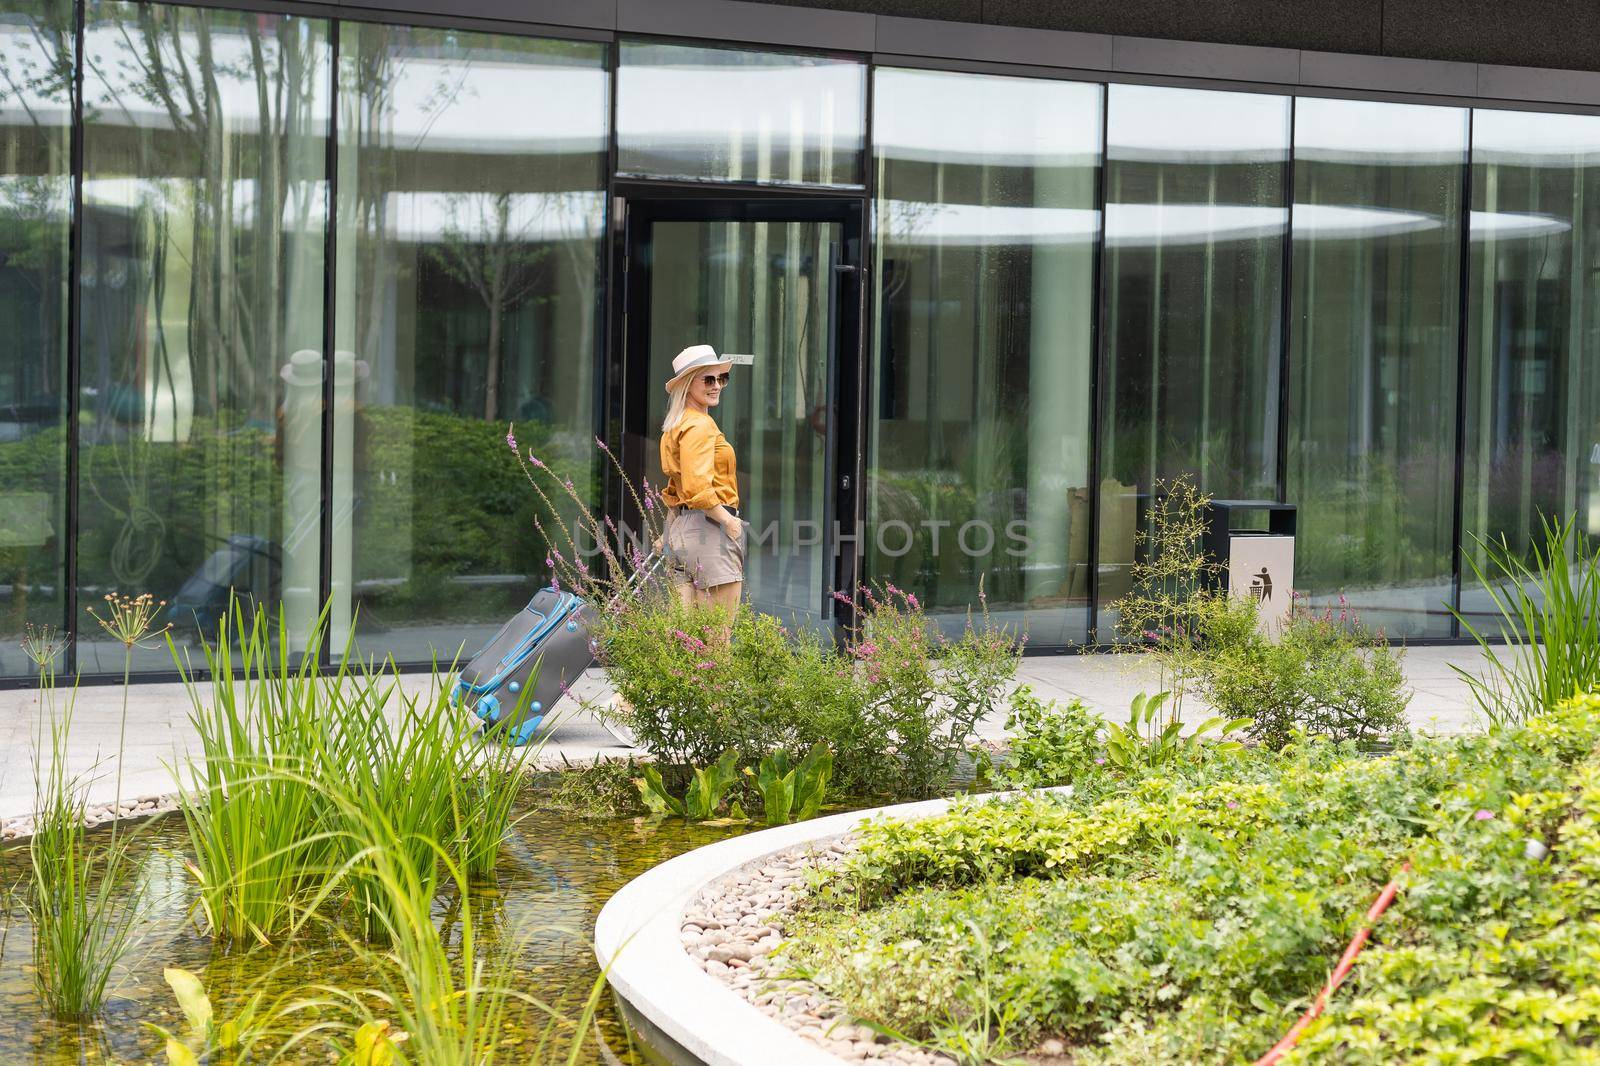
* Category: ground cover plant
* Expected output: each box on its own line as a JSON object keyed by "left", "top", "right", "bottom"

{"left": 781, "top": 693, "right": 1600, "bottom": 1064}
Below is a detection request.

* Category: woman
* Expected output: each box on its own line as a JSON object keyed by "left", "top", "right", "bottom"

{"left": 660, "top": 344, "right": 746, "bottom": 608}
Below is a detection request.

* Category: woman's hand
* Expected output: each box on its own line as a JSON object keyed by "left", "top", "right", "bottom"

{"left": 721, "top": 515, "right": 742, "bottom": 541}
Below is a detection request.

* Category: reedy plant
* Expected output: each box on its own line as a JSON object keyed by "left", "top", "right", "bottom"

{"left": 86, "top": 591, "right": 171, "bottom": 846}
{"left": 168, "top": 600, "right": 340, "bottom": 945}
{"left": 27, "top": 683, "right": 144, "bottom": 1019}
{"left": 1451, "top": 512, "right": 1600, "bottom": 728}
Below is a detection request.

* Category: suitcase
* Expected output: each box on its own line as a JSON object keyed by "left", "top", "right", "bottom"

{"left": 452, "top": 554, "right": 662, "bottom": 745}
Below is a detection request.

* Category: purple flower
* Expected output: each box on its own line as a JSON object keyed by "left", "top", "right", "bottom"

{"left": 1094, "top": 757, "right": 1106, "bottom": 765}
{"left": 595, "top": 435, "right": 606, "bottom": 449}
{"left": 604, "top": 515, "right": 617, "bottom": 532}
{"left": 644, "top": 496, "right": 654, "bottom": 511}
{"left": 1473, "top": 808, "right": 1496, "bottom": 821}
{"left": 907, "top": 593, "right": 919, "bottom": 609}
{"left": 564, "top": 478, "right": 574, "bottom": 491}
{"left": 886, "top": 582, "right": 901, "bottom": 595}
{"left": 529, "top": 452, "right": 544, "bottom": 468}
{"left": 1226, "top": 801, "right": 1240, "bottom": 810}
{"left": 552, "top": 576, "right": 561, "bottom": 591}
{"left": 506, "top": 424, "right": 518, "bottom": 451}
{"left": 545, "top": 555, "right": 554, "bottom": 568}
{"left": 832, "top": 591, "right": 853, "bottom": 605}
{"left": 696, "top": 660, "right": 716, "bottom": 670}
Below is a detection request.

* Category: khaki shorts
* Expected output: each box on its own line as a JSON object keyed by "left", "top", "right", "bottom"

{"left": 664, "top": 508, "right": 746, "bottom": 589}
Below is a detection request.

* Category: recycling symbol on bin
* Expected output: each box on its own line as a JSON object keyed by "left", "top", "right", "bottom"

{"left": 1249, "top": 567, "right": 1273, "bottom": 603}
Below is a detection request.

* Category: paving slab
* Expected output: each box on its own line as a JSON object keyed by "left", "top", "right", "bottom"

{"left": 0, "top": 645, "right": 1500, "bottom": 824}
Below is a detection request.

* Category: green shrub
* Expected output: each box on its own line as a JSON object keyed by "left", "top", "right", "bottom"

{"left": 992, "top": 686, "right": 1106, "bottom": 789}
{"left": 597, "top": 589, "right": 1020, "bottom": 800}
{"left": 1188, "top": 594, "right": 1411, "bottom": 750}
{"left": 783, "top": 693, "right": 1600, "bottom": 1063}
{"left": 635, "top": 750, "right": 742, "bottom": 821}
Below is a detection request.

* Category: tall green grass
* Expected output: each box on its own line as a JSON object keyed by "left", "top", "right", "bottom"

{"left": 1453, "top": 513, "right": 1600, "bottom": 727}
{"left": 169, "top": 602, "right": 340, "bottom": 945}
{"left": 170, "top": 599, "right": 542, "bottom": 946}
{"left": 275, "top": 778, "right": 600, "bottom": 1065}
{"left": 27, "top": 682, "right": 144, "bottom": 1018}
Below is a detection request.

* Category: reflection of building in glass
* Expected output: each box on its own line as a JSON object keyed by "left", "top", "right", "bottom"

{"left": 3, "top": 0, "right": 1600, "bottom": 678}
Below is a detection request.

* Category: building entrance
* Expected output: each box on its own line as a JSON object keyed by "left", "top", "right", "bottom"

{"left": 617, "top": 196, "right": 864, "bottom": 632}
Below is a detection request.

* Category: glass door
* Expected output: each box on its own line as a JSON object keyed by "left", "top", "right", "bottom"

{"left": 620, "top": 199, "right": 863, "bottom": 632}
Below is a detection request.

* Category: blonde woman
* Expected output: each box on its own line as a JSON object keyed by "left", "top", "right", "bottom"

{"left": 660, "top": 344, "right": 745, "bottom": 609}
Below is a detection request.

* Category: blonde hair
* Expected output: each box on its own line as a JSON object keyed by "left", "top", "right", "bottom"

{"left": 661, "top": 378, "right": 692, "bottom": 433}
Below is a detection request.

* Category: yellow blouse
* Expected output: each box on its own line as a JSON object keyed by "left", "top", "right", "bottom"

{"left": 660, "top": 408, "right": 739, "bottom": 510}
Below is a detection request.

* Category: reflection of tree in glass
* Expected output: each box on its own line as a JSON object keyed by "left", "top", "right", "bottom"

{"left": 429, "top": 192, "right": 553, "bottom": 423}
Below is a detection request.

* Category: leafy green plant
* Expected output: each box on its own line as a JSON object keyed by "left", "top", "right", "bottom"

{"left": 1102, "top": 691, "right": 1249, "bottom": 772}
{"left": 783, "top": 692, "right": 1600, "bottom": 1061}
{"left": 147, "top": 966, "right": 268, "bottom": 1065}
{"left": 636, "top": 750, "right": 742, "bottom": 820}
{"left": 537, "top": 756, "right": 646, "bottom": 818}
{"left": 748, "top": 743, "right": 833, "bottom": 825}
{"left": 993, "top": 686, "right": 1104, "bottom": 789}
{"left": 1451, "top": 512, "right": 1600, "bottom": 728}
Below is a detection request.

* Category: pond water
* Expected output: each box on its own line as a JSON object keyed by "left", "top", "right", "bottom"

{"left": 0, "top": 800, "right": 752, "bottom": 1063}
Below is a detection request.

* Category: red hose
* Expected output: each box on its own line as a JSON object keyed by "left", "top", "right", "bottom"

{"left": 1251, "top": 863, "right": 1410, "bottom": 1066}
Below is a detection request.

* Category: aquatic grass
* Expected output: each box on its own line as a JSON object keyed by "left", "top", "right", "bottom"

{"left": 1452, "top": 513, "right": 1600, "bottom": 727}
{"left": 273, "top": 781, "right": 581, "bottom": 1065}
{"left": 27, "top": 682, "right": 144, "bottom": 1019}
{"left": 168, "top": 599, "right": 343, "bottom": 945}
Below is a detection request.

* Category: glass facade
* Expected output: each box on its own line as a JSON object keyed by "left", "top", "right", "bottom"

{"left": 1098, "top": 85, "right": 1289, "bottom": 632}
{"left": 7, "top": 6, "right": 1600, "bottom": 679}
{"left": 1463, "top": 110, "right": 1600, "bottom": 625}
{"left": 0, "top": 0, "right": 71, "bottom": 677}
{"left": 77, "top": 2, "right": 330, "bottom": 670}
{"left": 333, "top": 26, "right": 607, "bottom": 662}
{"left": 617, "top": 41, "right": 865, "bottom": 187}
{"left": 1287, "top": 99, "right": 1468, "bottom": 638}
{"left": 869, "top": 68, "right": 1101, "bottom": 645}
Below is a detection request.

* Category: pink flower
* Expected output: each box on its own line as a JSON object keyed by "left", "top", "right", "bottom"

{"left": 832, "top": 591, "right": 853, "bottom": 605}
{"left": 529, "top": 452, "right": 544, "bottom": 468}
{"left": 1473, "top": 809, "right": 1496, "bottom": 821}
{"left": 696, "top": 660, "right": 716, "bottom": 670}
{"left": 1094, "top": 757, "right": 1106, "bottom": 765}
{"left": 595, "top": 435, "right": 606, "bottom": 449}
{"left": 907, "top": 593, "right": 919, "bottom": 609}
{"left": 506, "top": 424, "right": 518, "bottom": 451}
{"left": 1226, "top": 801, "right": 1240, "bottom": 810}
{"left": 644, "top": 496, "right": 654, "bottom": 511}
{"left": 545, "top": 555, "right": 554, "bottom": 568}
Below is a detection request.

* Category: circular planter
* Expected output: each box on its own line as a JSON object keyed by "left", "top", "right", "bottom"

{"left": 595, "top": 787, "right": 1069, "bottom": 1066}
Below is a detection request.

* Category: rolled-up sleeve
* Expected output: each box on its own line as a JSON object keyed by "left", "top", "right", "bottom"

{"left": 674, "top": 420, "right": 720, "bottom": 509}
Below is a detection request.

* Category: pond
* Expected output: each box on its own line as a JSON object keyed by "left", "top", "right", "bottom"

{"left": 0, "top": 798, "right": 753, "bottom": 1063}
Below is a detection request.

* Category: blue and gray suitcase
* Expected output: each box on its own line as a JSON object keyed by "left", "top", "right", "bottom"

{"left": 452, "top": 555, "right": 661, "bottom": 745}
{"left": 452, "top": 588, "right": 596, "bottom": 745}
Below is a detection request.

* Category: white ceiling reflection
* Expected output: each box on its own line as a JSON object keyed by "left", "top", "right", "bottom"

{"left": 882, "top": 199, "right": 1578, "bottom": 247}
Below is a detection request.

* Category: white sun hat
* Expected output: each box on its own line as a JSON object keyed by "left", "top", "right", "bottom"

{"left": 664, "top": 343, "right": 734, "bottom": 393}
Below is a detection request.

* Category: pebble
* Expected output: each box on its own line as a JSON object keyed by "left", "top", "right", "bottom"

{"left": 678, "top": 836, "right": 944, "bottom": 1064}
{"left": 1, "top": 791, "right": 179, "bottom": 840}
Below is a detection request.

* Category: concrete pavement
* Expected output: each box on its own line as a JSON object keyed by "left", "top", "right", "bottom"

{"left": 0, "top": 645, "right": 1494, "bottom": 826}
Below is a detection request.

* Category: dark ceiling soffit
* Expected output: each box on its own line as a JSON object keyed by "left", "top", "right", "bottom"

{"left": 151, "top": 0, "right": 1600, "bottom": 110}
{"left": 617, "top": 0, "right": 873, "bottom": 52}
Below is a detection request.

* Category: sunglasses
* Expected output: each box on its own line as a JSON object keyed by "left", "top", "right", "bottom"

{"left": 698, "top": 372, "right": 730, "bottom": 387}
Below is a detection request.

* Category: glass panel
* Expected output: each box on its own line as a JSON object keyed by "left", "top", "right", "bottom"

{"left": 618, "top": 40, "right": 864, "bottom": 187}
{"left": 0, "top": 0, "right": 71, "bottom": 679}
{"left": 77, "top": 2, "right": 329, "bottom": 671}
{"left": 644, "top": 218, "right": 836, "bottom": 629}
{"left": 1464, "top": 109, "right": 1600, "bottom": 621}
{"left": 1098, "top": 85, "right": 1289, "bottom": 636}
{"left": 869, "top": 68, "right": 1101, "bottom": 647}
{"left": 1287, "top": 97, "right": 1467, "bottom": 638}
{"left": 335, "top": 26, "right": 607, "bottom": 661}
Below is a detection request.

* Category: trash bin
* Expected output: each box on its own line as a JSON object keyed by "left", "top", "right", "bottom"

{"left": 1202, "top": 500, "right": 1296, "bottom": 635}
